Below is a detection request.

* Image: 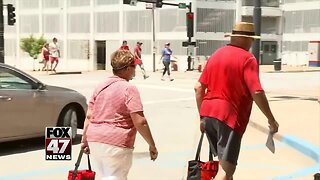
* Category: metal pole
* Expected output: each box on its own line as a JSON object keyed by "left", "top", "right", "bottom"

{"left": 187, "top": 2, "right": 192, "bottom": 71}
{"left": 152, "top": 5, "right": 155, "bottom": 72}
{"left": 0, "top": 0, "right": 4, "bottom": 63}
{"left": 252, "top": 0, "right": 261, "bottom": 64}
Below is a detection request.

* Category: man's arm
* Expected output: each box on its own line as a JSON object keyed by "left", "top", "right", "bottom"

{"left": 194, "top": 81, "right": 206, "bottom": 114}
{"left": 252, "top": 91, "right": 279, "bottom": 133}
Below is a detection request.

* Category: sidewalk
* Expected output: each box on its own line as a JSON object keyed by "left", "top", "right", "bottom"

{"left": 259, "top": 65, "right": 320, "bottom": 73}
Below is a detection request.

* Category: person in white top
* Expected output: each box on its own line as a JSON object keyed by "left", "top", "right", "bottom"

{"left": 49, "top": 37, "right": 60, "bottom": 73}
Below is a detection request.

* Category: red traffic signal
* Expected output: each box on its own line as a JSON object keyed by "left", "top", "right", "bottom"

{"left": 186, "top": 12, "right": 194, "bottom": 37}
{"left": 187, "top": 13, "right": 193, "bottom": 19}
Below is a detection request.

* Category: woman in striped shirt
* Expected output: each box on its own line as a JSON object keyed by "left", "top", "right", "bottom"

{"left": 81, "top": 50, "right": 158, "bottom": 180}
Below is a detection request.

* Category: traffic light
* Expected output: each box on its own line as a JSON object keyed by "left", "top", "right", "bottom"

{"left": 123, "top": 0, "right": 137, "bottom": 6}
{"left": 123, "top": 0, "right": 131, "bottom": 4}
{"left": 186, "top": 12, "right": 194, "bottom": 37}
{"left": 7, "top": 4, "right": 16, "bottom": 26}
{"left": 156, "top": 0, "right": 163, "bottom": 8}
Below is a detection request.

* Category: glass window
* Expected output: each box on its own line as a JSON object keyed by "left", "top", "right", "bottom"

{"left": 43, "top": 14, "right": 62, "bottom": 33}
{"left": 67, "top": 40, "right": 89, "bottom": 59}
{"left": 68, "top": 0, "right": 90, "bottom": 7}
{"left": 270, "top": 45, "right": 277, "bottom": 53}
{"left": 197, "top": 8, "right": 235, "bottom": 33}
{"left": 95, "top": 12, "right": 119, "bottom": 33}
{"left": 0, "top": 67, "right": 33, "bottom": 90}
{"left": 68, "top": 13, "right": 90, "bottom": 33}
{"left": 264, "top": 44, "right": 270, "bottom": 52}
{"left": 124, "top": 10, "right": 152, "bottom": 32}
{"left": 159, "top": 9, "right": 187, "bottom": 32}
{"left": 95, "top": 0, "right": 119, "bottom": 5}
{"left": 19, "top": 0, "right": 39, "bottom": 9}
{"left": 303, "top": 10, "right": 320, "bottom": 33}
{"left": 42, "top": 0, "right": 62, "bottom": 8}
{"left": 282, "top": 41, "right": 308, "bottom": 52}
{"left": 20, "top": 15, "right": 39, "bottom": 33}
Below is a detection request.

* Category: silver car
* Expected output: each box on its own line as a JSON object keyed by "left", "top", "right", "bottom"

{"left": 0, "top": 63, "right": 87, "bottom": 142}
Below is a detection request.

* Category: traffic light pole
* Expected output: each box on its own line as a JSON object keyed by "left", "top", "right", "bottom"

{"left": 0, "top": 0, "right": 4, "bottom": 63}
{"left": 186, "top": 2, "right": 192, "bottom": 71}
{"left": 252, "top": 0, "right": 261, "bottom": 64}
{"left": 152, "top": 6, "right": 156, "bottom": 72}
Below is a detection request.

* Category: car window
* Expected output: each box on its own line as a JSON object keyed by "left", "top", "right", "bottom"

{"left": 0, "top": 67, "right": 34, "bottom": 90}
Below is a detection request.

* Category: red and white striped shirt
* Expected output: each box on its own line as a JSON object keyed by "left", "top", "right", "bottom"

{"left": 86, "top": 76, "right": 143, "bottom": 148}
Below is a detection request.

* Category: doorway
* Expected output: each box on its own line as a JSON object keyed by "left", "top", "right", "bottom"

{"left": 96, "top": 41, "right": 106, "bottom": 70}
{"left": 261, "top": 41, "right": 277, "bottom": 65}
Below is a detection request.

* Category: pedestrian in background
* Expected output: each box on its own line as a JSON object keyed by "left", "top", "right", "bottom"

{"left": 194, "top": 22, "right": 279, "bottom": 180}
{"left": 134, "top": 42, "right": 149, "bottom": 79}
{"left": 49, "top": 37, "right": 60, "bottom": 73}
{"left": 160, "top": 42, "right": 175, "bottom": 81}
{"left": 81, "top": 49, "right": 158, "bottom": 180}
{"left": 41, "top": 43, "right": 50, "bottom": 72}
{"left": 120, "top": 40, "right": 129, "bottom": 50}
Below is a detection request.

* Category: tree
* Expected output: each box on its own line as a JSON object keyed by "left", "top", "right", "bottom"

{"left": 20, "top": 35, "right": 47, "bottom": 71}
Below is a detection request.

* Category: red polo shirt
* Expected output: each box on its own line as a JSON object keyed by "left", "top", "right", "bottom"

{"left": 120, "top": 45, "right": 129, "bottom": 50}
{"left": 199, "top": 44, "right": 263, "bottom": 135}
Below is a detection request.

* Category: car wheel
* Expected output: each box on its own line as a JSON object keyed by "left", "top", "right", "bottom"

{"left": 61, "top": 107, "right": 78, "bottom": 139}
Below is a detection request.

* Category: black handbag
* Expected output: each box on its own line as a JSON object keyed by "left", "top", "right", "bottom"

{"left": 187, "top": 133, "right": 219, "bottom": 180}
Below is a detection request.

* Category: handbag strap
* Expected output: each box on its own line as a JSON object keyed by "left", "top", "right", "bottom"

{"left": 72, "top": 149, "right": 92, "bottom": 180}
{"left": 195, "top": 133, "right": 214, "bottom": 161}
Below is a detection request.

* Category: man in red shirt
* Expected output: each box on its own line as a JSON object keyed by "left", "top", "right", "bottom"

{"left": 134, "top": 42, "right": 149, "bottom": 79}
{"left": 194, "top": 22, "right": 279, "bottom": 180}
{"left": 120, "top": 40, "right": 129, "bottom": 50}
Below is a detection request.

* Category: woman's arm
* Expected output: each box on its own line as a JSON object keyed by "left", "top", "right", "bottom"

{"left": 130, "top": 111, "right": 158, "bottom": 160}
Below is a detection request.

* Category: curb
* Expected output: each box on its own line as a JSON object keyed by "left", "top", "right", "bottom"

{"left": 248, "top": 121, "right": 320, "bottom": 163}
{"left": 264, "top": 70, "right": 320, "bottom": 73}
{"left": 49, "top": 71, "right": 82, "bottom": 75}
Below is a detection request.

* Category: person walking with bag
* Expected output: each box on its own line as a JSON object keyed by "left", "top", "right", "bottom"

{"left": 81, "top": 49, "right": 158, "bottom": 180}
{"left": 194, "top": 22, "right": 279, "bottom": 180}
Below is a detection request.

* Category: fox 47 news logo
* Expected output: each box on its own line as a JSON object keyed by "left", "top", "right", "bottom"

{"left": 45, "top": 127, "right": 72, "bottom": 160}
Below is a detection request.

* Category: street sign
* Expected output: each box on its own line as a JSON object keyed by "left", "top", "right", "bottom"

{"left": 178, "top": 3, "right": 187, "bottom": 9}
{"left": 182, "top": 41, "right": 196, "bottom": 47}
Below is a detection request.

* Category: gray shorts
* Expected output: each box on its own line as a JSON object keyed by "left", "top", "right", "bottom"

{"left": 202, "top": 116, "right": 242, "bottom": 165}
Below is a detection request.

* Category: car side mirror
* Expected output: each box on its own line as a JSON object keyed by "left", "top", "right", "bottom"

{"left": 37, "top": 82, "right": 46, "bottom": 90}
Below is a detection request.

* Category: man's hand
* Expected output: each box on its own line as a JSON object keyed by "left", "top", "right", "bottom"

{"left": 268, "top": 119, "right": 279, "bottom": 134}
{"left": 200, "top": 118, "right": 205, "bottom": 133}
{"left": 149, "top": 145, "right": 158, "bottom": 161}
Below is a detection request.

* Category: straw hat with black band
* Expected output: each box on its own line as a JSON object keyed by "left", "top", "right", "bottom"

{"left": 225, "top": 22, "right": 260, "bottom": 39}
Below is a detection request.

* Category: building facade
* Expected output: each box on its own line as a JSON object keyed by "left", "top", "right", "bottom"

{"left": 3, "top": 0, "right": 320, "bottom": 71}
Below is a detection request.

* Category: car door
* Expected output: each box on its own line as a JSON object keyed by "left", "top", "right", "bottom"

{"left": 0, "top": 67, "right": 46, "bottom": 138}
